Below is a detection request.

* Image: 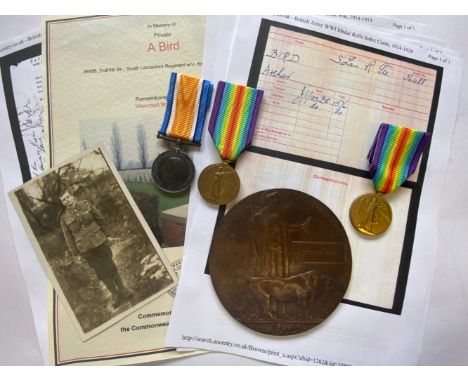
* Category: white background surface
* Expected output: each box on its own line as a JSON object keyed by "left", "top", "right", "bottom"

{"left": 0, "top": 15, "right": 467, "bottom": 366}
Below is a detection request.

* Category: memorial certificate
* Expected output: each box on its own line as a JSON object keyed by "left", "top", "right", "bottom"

{"left": 43, "top": 15, "right": 207, "bottom": 365}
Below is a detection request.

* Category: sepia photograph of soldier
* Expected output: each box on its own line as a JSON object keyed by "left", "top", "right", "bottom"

{"left": 10, "top": 147, "right": 176, "bottom": 340}
{"left": 59, "top": 190, "right": 133, "bottom": 309}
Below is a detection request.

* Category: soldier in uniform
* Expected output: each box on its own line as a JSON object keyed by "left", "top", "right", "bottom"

{"left": 59, "top": 190, "right": 133, "bottom": 309}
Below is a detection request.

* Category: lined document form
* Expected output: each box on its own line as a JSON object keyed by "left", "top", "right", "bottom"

{"left": 254, "top": 24, "right": 439, "bottom": 172}
{"left": 240, "top": 19, "right": 443, "bottom": 311}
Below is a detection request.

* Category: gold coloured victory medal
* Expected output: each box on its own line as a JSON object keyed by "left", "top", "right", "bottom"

{"left": 198, "top": 81, "right": 264, "bottom": 205}
{"left": 350, "top": 123, "right": 431, "bottom": 237}
{"left": 349, "top": 193, "right": 392, "bottom": 236}
{"left": 198, "top": 162, "right": 240, "bottom": 205}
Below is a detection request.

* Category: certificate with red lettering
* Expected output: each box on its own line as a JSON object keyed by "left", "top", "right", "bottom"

{"left": 43, "top": 15, "right": 208, "bottom": 365}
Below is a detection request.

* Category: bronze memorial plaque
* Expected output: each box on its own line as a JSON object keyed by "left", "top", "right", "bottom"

{"left": 209, "top": 189, "right": 352, "bottom": 336}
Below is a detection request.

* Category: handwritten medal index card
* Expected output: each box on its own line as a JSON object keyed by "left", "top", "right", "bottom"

{"left": 251, "top": 21, "right": 439, "bottom": 173}
{"left": 243, "top": 19, "right": 442, "bottom": 313}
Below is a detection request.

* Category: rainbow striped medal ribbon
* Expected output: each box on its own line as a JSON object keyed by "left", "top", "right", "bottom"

{"left": 152, "top": 72, "right": 213, "bottom": 193}
{"left": 197, "top": 81, "right": 264, "bottom": 205}
{"left": 349, "top": 123, "right": 431, "bottom": 236}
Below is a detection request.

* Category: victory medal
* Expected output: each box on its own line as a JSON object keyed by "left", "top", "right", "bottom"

{"left": 198, "top": 81, "right": 264, "bottom": 205}
{"left": 350, "top": 123, "right": 431, "bottom": 236}
{"left": 152, "top": 72, "right": 213, "bottom": 193}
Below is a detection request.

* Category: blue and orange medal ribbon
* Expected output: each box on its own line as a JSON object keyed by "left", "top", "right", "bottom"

{"left": 152, "top": 72, "right": 213, "bottom": 193}
{"left": 159, "top": 72, "right": 213, "bottom": 145}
